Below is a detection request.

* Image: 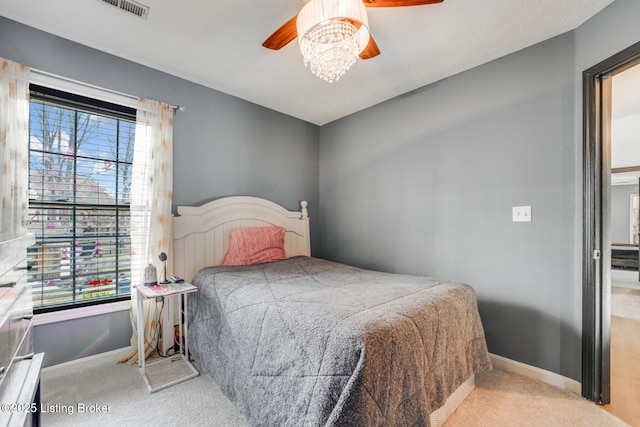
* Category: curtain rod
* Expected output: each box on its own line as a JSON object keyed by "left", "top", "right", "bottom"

{"left": 30, "top": 68, "right": 184, "bottom": 113}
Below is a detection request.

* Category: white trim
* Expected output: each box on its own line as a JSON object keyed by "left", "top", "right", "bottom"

{"left": 489, "top": 353, "right": 582, "bottom": 395}
{"left": 430, "top": 375, "right": 474, "bottom": 427}
{"left": 30, "top": 69, "right": 138, "bottom": 109}
{"left": 33, "top": 299, "right": 131, "bottom": 326}
{"left": 29, "top": 68, "right": 181, "bottom": 111}
{"left": 41, "top": 347, "right": 131, "bottom": 382}
{"left": 27, "top": 71, "right": 136, "bottom": 326}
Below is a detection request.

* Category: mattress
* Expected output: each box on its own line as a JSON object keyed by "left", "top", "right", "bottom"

{"left": 187, "top": 256, "right": 491, "bottom": 426}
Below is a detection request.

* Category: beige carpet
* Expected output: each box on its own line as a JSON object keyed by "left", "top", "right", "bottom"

{"left": 42, "top": 358, "right": 250, "bottom": 427}
{"left": 445, "top": 369, "right": 628, "bottom": 427}
{"left": 42, "top": 359, "right": 627, "bottom": 426}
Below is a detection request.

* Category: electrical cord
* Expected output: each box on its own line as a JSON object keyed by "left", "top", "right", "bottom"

{"left": 136, "top": 294, "right": 189, "bottom": 360}
{"left": 131, "top": 294, "right": 182, "bottom": 361}
{"left": 131, "top": 299, "right": 158, "bottom": 351}
{"left": 155, "top": 297, "right": 178, "bottom": 357}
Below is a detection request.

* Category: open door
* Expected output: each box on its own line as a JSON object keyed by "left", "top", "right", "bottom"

{"left": 583, "top": 40, "right": 640, "bottom": 404}
{"left": 583, "top": 70, "right": 612, "bottom": 404}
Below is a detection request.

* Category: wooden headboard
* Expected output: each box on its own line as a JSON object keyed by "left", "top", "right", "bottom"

{"left": 172, "top": 196, "right": 310, "bottom": 281}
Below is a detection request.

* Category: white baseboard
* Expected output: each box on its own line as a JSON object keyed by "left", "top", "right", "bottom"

{"left": 490, "top": 353, "right": 581, "bottom": 395}
{"left": 41, "top": 347, "right": 131, "bottom": 382}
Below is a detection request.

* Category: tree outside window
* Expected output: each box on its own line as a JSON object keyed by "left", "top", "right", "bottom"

{"left": 27, "top": 88, "right": 135, "bottom": 310}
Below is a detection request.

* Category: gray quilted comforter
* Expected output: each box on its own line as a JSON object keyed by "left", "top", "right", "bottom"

{"left": 188, "top": 257, "right": 491, "bottom": 426}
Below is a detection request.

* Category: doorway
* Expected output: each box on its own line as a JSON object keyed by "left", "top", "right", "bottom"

{"left": 607, "top": 65, "right": 640, "bottom": 425}
{"left": 583, "top": 40, "right": 640, "bottom": 407}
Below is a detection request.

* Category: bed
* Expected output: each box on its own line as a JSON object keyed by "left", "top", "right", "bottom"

{"left": 173, "top": 196, "right": 491, "bottom": 426}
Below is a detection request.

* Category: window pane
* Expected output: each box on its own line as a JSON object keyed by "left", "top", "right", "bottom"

{"left": 29, "top": 103, "right": 76, "bottom": 157}
{"left": 76, "top": 158, "right": 118, "bottom": 205}
{"left": 118, "top": 120, "right": 136, "bottom": 161}
{"left": 76, "top": 113, "right": 116, "bottom": 162}
{"left": 29, "top": 152, "right": 76, "bottom": 203}
{"left": 117, "top": 163, "right": 133, "bottom": 205}
{"left": 28, "top": 91, "right": 134, "bottom": 311}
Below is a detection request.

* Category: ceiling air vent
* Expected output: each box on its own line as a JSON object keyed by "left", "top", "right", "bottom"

{"left": 99, "top": 0, "right": 149, "bottom": 19}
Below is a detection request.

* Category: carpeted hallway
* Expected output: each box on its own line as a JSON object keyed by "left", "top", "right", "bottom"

{"left": 604, "top": 282, "right": 640, "bottom": 426}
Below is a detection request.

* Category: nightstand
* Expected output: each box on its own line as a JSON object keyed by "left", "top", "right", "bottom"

{"left": 135, "top": 281, "right": 199, "bottom": 393}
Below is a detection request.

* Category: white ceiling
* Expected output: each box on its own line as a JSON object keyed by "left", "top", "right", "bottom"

{"left": 0, "top": 0, "right": 615, "bottom": 125}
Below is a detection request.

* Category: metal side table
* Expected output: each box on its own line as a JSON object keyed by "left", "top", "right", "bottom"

{"left": 136, "top": 282, "right": 199, "bottom": 393}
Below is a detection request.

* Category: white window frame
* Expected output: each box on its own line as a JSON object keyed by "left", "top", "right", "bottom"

{"left": 29, "top": 71, "right": 137, "bottom": 324}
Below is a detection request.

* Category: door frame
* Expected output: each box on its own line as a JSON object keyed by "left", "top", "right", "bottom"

{"left": 583, "top": 40, "right": 640, "bottom": 404}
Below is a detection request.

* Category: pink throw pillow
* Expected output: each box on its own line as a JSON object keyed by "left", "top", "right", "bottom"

{"left": 221, "top": 226, "right": 287, "bottom": 266}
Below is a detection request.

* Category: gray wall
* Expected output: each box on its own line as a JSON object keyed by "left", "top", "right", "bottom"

{"left": 33, "top": 311, "right": 132, "bottom": 367}
{"left": 0, "top": 16, "right": 319, "bottom": 367}
{"left": 319, "top": 33, "right": 580, "bottom": 379}
{"left": 611, "top": 184, "right": 637, "bottom": 244}
{"left": 318, "top": 0, "right": 640, "bottom": 382}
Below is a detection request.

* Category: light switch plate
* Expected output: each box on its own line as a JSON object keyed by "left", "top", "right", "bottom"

{"left": 512, "top": 206, "right": 532, "bottom": 222}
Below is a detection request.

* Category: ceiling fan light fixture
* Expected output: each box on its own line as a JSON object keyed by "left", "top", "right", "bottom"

{"left": 297, "top": 0, "right": 369, "bottom": 83}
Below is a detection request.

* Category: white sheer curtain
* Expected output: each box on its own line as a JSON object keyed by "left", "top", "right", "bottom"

{"left": 119, "top": 98, "right": 173, "bottom": 364}
{"left": 0, "top": 58, "right": 30, "bottom": 235}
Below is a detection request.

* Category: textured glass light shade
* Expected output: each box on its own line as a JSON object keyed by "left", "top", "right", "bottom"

{"left": 297, "top": 0, "right": 370, "bottom": 83}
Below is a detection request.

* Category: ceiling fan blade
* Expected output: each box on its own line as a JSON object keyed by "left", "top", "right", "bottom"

{"left": 362, "top": 0, "right": 443, "bottom": 7}
{"left": 262, "top": 16, "right": 298, "bottom": 50}
{"left": 359, "top": 36, "right": 381, "bottom": 60}
{"left": 339, "top": 18, "right": 379, "bottom": 59}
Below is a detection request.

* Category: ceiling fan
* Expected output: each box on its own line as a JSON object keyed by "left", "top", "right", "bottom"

{"left": 262, "top": 0, "right": 444, "bottom": 82}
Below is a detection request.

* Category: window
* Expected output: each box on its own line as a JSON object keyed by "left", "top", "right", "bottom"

{"left": 27, "top": 85, "right": 136, "bottom": 312}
